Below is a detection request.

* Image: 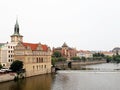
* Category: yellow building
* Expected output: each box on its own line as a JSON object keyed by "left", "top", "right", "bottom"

{"left": 10, "top": 20, "right": 52, "bottom": 77}
{"left": 14, "top": 42, "right": 52, "bottom": 77}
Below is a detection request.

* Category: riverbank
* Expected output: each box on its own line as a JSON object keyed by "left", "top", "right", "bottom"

{"left": 54, "top": 60, "right": 106, "bottom": 70}
{"left": 0, "top": 73, "right": 16, "bottom": 83}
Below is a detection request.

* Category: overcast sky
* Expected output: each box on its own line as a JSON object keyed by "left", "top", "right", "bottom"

{"left": 0, "top": 0, "right": 120, "bottom": 51}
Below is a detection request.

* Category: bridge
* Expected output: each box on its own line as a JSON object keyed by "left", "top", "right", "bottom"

{"left": 54, "top": 60, "right": 106, "bottom": 71}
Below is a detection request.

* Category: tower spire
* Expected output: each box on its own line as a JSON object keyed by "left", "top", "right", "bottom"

{"left": 14, "top": 19, "right": 19, "bottom": 35}
{"left": 11, "top": 19, "right": 23, "bottom": 43}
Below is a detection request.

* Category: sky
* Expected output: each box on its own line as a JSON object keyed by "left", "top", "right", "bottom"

{"left": 0, "top": 0, "right": 120, "bottom": 51}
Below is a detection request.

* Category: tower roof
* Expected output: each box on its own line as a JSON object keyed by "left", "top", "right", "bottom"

{"left": 62, "top": 42, "right": 68, "bottom": 47}
{"left": 11, "top": 19, "right": 22, "bottom": 37}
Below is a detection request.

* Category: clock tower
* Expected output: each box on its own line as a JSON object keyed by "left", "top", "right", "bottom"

{"left": 11, "top": 19, "right": 23, "bottom": 43}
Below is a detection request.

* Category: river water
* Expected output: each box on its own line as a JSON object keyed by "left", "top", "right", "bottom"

{"left": 0, "top": 63, "right": 120, "bottom": 90}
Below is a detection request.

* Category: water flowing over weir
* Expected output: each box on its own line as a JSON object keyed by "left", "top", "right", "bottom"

{"left": 52, "top": 63, "right": 120, "bottom": 90}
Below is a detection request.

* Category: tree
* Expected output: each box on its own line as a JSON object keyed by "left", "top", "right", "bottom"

{"left": 105, "top": 56, "right": 112, "bottom": 63}
{"left": 53, "top": 51, "right": 61, "bottom": 58}
{"left": 93, "top": 53, "right": 105, "bottom": 58}
{"left": 51, "top": 57, "right": 56, "bottom": 67}
{"left": 71, "top": 56, "right": 80, "bottom": 61}
{"left": 10, "top": 60, "right": 23, "bottom": 73}
{"left": 81, "top": 57, "right": 86, "bottom": 62}
{"left": 113, "top": 55, "right": 120, "bottom": 63}
{"left": 0, "top": 64, "right": 2, "bottom": 69}
{"left": 58, "top": 57, "right": 67, "bottom": 62}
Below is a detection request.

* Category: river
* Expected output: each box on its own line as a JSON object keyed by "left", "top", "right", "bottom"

{"left": 0, "top": 63, "right": 120, "bottom": 90}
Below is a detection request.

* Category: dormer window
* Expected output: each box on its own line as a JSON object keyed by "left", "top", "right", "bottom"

{"left": 37, "top": 45, "right": 43, "bottom": 50}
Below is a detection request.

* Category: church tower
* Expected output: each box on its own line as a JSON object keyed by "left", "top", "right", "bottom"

{"left": 11, "top": 19, "right": 23, "bottom": 43}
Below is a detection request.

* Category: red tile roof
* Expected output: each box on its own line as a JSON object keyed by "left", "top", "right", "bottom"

{"left": 22, "top": 42, "right": 48, "bottom": 51}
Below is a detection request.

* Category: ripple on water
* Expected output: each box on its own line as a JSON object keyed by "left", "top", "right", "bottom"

{"left": 52, "top": 63, "right": 120, "bottom": 90}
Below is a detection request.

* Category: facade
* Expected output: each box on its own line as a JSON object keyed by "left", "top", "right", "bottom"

{"left": 14, "top": 42, "right": 51, "bottom": 77}
{"left": 77, "top": 50, "right": 93, "bottom": 58}
{"left": 0, "top": 43, "right": 5, "bottom": 66}
{"left": 112, "top": 47, "right": 120, "bottom": 55}
{"left": 53, "top": 42, "right": 77, "bottom": 60}
{"left": 0, "top": 43, "right": 17, "bottom": 67}
{"left": 0, "top": 20, "right": 23, "bottom": 68}
{"left": 100, "top": 51, "right": 114, "bottom": 57}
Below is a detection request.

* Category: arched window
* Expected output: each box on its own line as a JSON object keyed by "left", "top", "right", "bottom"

{"left": 37, "top": 58, "right": 39, "bottom": 63}
{"left": 36, "top": 65, "right": 38, "bottom": 70}
{"left": 33, "top": 66, "right": 35, "bottom": 70}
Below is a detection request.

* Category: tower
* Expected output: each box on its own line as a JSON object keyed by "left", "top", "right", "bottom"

{"left": 11, "top": 19, "right": 23, "bottom": 43}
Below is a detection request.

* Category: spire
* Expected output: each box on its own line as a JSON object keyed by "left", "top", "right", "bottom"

{"left": 11, "top": 19, "right": 23, "bottom": 43}
{"left": 14, "top": 19, "right": 19, "bottom": 35}
{"left": 62, "top": 42, "right": 68, "bottom": 47}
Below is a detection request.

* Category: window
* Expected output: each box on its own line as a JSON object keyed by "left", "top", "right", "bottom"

{"left": 9, "top": 55, "right": 11, "bottom": 58}
{"left": 33, "top": 66, "right": 35, "bottom": 70}
{"left": 8, "top": 51, "right": 10, "bottom": 53}
{"left": 8, "top": 59, "right": 11, "bottom": 62}
{"left": 44, "top": 65, "right": 46, "bottom": 68}
{"left": 41, "top": 65, "right": 43, "bottom": 68}
{"left": 42, "top": 58, "right": 43, "bottom": 62}
{"left": 36, "top": 65, "right": 38, "bottom": 70}
{"left": 33, "top": 66, "right": 35, "bottom": 71}
{"left": 37, "top": 58, "right": 39, "bottom": 63}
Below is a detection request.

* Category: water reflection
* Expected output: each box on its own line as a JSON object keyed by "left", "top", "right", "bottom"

{"left": 52, "top": 70, "right": 120, "bottom": 90}
{"left": 0, "top": 74, "right": 53, "bottom": 90}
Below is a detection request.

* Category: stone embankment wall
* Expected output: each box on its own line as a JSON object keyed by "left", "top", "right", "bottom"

{"left": 55, "top": 60, "right": 106, "bottom": 70}
{"left": 72, "top": 60, "right": 106, "bottom": 65}
{"left": 0, "top": 73, "right": 16, "bottom": 83}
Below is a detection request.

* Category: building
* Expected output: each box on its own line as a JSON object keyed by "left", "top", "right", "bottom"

{"left": 0, "top": 43, "right": 6, "bottom": 66}
{"left": 112, "top": 47, "right": 120, "bottom": 55}
{"left": 0, "top": 20, "right": 52, "bottom": 77}
{"left": 0, "top": 20, "right": 23, "bottom": 68}
{"left": 77, "top": 50, "right": 93, "bottom": 58}
{"left": 53, "top": 42, "right": 77, "bottom": 60}
{"left": 0, "top": 43, "right": 17, "bottom": 67}
{"left": 14, "top": 42, "right": 51, "bottom": 77}
{"left": 101, "top": 51, "right": 113, "bottom": 57}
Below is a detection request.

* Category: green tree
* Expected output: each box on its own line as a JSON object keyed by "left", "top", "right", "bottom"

{"left": 113, "top": 55, "right": 120, "bottom": 63}
{"left": 51, "top": 57, "right": 56, "bottom": 66}
{"left": 105, "top": 56, "right": 112, "bottom": 63}
{"left": 53, "top": 51, "right": 61, "bottom": 58}
{"left": 81, "top": 57, "right": 86, "bottom": 62}
{"left": 93, "top": 53, "right": 105, "bottom": 58}
{"left": 58, "top": 57, "right": 67, "bottom": 62}
{"left": 10, "top": 60, "right": 23, "bottom": 73}
{"left": 71, "top": 56, "right": 80, "bottom": 61}
{"left": 0, "top": 64, "right": 2, "bottom": 69}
